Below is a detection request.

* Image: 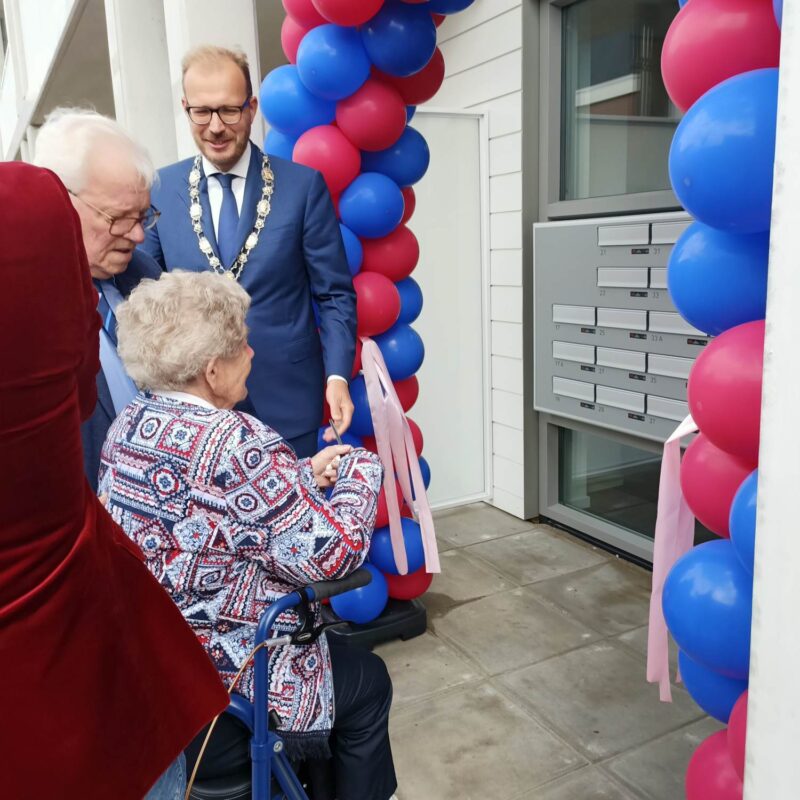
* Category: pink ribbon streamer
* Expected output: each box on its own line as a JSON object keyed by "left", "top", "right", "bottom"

{"left": 360, "top": 338, "right": 440, "bottom": 576}
{"left": 647, "top": 414, "right": 698, "bottom": 702}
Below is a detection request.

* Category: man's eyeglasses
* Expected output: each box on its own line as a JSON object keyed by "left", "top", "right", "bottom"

{"left": 184, "top": 100, "right": 250, "bottom": 126}
{"left": 69, "top": 191, "right": 161, "bottom": 236}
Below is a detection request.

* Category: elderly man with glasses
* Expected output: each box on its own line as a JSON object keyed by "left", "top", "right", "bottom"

{"left": 140, "top": 45, "right": 357, "bottom": 460}
{"left": 34, "top": 108, "right": 163, "bottom": 492}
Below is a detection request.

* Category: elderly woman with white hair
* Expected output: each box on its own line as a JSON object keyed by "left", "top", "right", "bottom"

{"left": 100, "top": 270, "right": 397, "bottom": 800}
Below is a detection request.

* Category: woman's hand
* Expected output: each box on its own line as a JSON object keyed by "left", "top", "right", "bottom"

{"left": 311, "top": 444, "right": 353, "bottom": 488}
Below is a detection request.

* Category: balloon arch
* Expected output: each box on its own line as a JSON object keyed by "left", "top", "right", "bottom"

{"left": 652, "top": 0, "right": 782, "bottom": 797}
{"left": 259, "top": 0, "right": 475, "bottom": 621}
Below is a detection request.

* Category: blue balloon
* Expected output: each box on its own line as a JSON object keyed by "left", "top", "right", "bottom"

{"left": 339, "top": 224, "right": 363, "bottom": 276}
{"left": 263, "top": 128, "right": 298, "bottom": 161}
{"left": 426, "top": 0, "right": 476, "bottom": 11}
{"left": 316, "top": 427, "right": 364, "bottom": 452}
{"left": 330, "top": 563, "right": 388, "bottom": 624}
{"left": 296, "top": 24, "right": 371, "bottom": 101}
{"left": 730, "top": 469, "right": 758, "bottom": 575}
{"left": 667, "top": 222, "right": 768, "bottom": 336}
{"left": 339, "top": 172, "right": 404, "bottom": 239}
{"left": 774, "top": 0, "right": 783, "bottom": 27}
{"left": 669, "top": 68, "right": 778, "bottom": 234}
{"left": 678, "top": 0, "right": 688, "bottom": 6}
{"left": 663, "top": 539, "right": 753, "bottom": 679}
{"left": 361, "top": 126, "right": 430, "bottom": 187}
{"left": 406, "top": 105, "right": 416, "bottom": 123}
{"left": 678, "top": 650, "right": 748, "bottom": 723}
{"left": 348, "top": 375, "right": 374, "bottom": 437}
{"left": 369, "top": 518, "right": 425, "bottom": 575}
{"left": 418, "top": 455, "right": 431, "bottom": 490}
{"left": 260, "top": 65, "right": 336, "bottom": 137}
{"left": 361, "top": 2, "right": 437, "bottom": 78}
{"left": 374, "top": 323, "right": 425, "bottom": 381}
{"left": 396, "top": 276, "right": 423, "bottom": 324}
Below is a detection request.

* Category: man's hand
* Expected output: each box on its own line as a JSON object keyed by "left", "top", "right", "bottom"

{"left": 311, "top": 444, "right": 353, "bottom": 488}
{"left": 324, "top": 378, "right": 355, "bottom": 441}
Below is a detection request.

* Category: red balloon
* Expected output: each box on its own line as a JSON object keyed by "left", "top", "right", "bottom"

{"left": 662, "top": 0, "right": 780, "bottom": 112}
{"left": 293, "top": 125, "right": 361, "bottom": 195}
{"left": 681, "top": 434, "right": 755, "bottom": 538}
{"left": 686, "top": 730, "right": 743, "bottom": 800}
{"left": 688, "top": 320, "right": 764, "bottom": 466}
{"left": 361, "top": 225, "right": 419, "bottom": 282}
{"left": 380, "top": 47, "right": 445, "bottom": 105}
{"left": 406, "top": 417, "right": 423, "bottom": 455}
{"left": 331, "top": 192, "right": 341, "bottom": 218}
{"left": 353, "top": 271, "right": 401, "bottom": 336}
{"left": 282, "top": 0, "right": 326, "bottom": 27}
{"left": 312, "top": 0, "right": 384, "bottom": 26}
{"left": 375, "top": 479, "right": 403, "bottom": 528}
{"left": 384, "top": 565, "right": 433, "bottom": 600}
{"left": 432, "top": 13, "right": 446, "bottom": 26}
{"left": 401, "top": 186, "right": 416, "bottom": 223}
{"left": 351, "top": 337, "right": 363, "bottom": 378}
{"left": 727, "top": 690, "right": 748, "bottom": 782}
{"left": 394, "top": 375, "right": 419, "bottom": 411}
{"left": 337, "top": 78, "right": 407, "bottom": 152}
{"left": 281, "top": 16, "right": 311, "bottom": 64}
{"left": 362, "top": 434, "right": 378, "bottom": 453}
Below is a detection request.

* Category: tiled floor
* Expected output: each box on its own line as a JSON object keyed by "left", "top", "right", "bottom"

{"left": 375, "top": 503, "right": 718, "bottom": 800}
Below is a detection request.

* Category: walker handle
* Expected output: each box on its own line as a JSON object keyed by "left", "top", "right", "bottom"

{"left": 305, "top": 568, "right": 372, "bottom": 602}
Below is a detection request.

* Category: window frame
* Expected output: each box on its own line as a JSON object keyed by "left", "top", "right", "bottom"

{"left": 540, "top": 0, "right": 681, "bottom": 220}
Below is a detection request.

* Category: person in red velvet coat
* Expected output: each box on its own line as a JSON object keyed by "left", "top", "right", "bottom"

{"left": 0, "top": 162, "right": 229, "bottom": 799}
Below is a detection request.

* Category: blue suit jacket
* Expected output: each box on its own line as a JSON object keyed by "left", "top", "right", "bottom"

{"left": 81, "top": 250, "right": 163, "bottom": 491}
{"left": 139, "top": 145, "right": 356, "bottom": 441}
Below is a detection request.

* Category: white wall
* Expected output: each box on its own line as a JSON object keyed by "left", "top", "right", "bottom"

{"left": 431, "top": 0, "right": 526, "bottom": 518}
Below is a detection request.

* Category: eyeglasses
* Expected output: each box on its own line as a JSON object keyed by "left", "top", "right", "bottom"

{"left": 69, "top": 191, "right": 161, "bottom": 236}
{"left": 184, "top": 100, "right": 250, "bottom": 126}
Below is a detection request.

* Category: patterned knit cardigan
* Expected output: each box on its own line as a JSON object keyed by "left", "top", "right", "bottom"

{"left": 99, "top": 393, "right": 383, "bottom": 758}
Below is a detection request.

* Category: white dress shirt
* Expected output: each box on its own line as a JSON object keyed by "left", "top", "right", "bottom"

{"left": 199, "top": 143, "right": 347, "bottom": 386}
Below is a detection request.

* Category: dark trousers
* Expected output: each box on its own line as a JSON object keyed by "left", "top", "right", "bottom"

{"left": 186, "top": 643, "right": 397, "bottom": 800}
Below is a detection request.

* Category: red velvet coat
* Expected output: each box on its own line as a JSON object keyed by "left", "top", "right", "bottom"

{"left": 0, "top": 163, "right": 228, "bottom": 798}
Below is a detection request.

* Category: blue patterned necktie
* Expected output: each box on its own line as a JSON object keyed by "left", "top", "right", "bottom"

{"left": 215, "top": 172, "right": 240, "bottom": 268}
{"left": 96, "top": 281, "right": 123, "bottom": 345}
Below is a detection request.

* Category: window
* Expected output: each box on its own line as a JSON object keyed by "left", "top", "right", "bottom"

{"left": 558, "top": 426, "right": 713, "bottom": 543}
{"left": 560, "top": 0, "right": 680, "bottom": 202}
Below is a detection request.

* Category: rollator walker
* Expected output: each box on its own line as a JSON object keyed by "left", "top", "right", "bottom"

{"left": 188, "top": 568, "right": 372, "bottom": 800}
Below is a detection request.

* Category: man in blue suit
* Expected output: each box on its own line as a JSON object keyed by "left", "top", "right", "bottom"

{"left": 34, "top": 109, "right": 164, "bottom": 494}
{"left": 140, "top": 45, "right": 356, "bottom": 458}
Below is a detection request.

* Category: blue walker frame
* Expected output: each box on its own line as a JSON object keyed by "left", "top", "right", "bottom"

{"left": 199, "top": 569, "right": 371, "bottom": 800}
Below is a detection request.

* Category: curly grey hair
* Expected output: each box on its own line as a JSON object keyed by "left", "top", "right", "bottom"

{"left": 117, "top": 271, "right": 251, "bottom": 390}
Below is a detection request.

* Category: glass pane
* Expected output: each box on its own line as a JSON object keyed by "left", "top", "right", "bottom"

{"left": 560, "top": 0, "right": 680, "bottom": 201}
{"left": 558, "top": 427, "right": 713, "bottom": 544}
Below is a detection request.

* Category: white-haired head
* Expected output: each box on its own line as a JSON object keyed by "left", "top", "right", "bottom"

{"left": 33, "top": 107, "right": 155, "bottom": 192}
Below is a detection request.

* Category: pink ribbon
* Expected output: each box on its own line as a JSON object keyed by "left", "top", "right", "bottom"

{"left": 360, "top": 338, "right": 440, "bottom": 576}
{"left": 647, "top": 414, "right": 698, "bottom": 702}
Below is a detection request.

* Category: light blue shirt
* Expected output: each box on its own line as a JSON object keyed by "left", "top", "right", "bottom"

{"left": 97, "top": 280, "right": 138, "bottom": 415}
